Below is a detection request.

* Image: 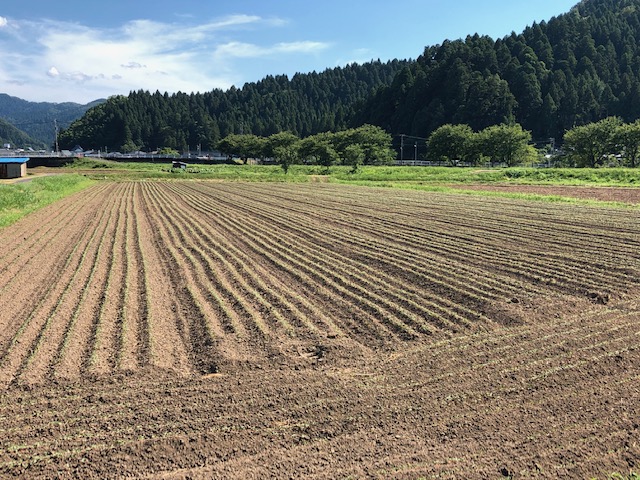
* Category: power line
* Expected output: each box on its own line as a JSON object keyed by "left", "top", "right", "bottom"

{"left": 395, "top": 134, "right": 428, "bottom": 161}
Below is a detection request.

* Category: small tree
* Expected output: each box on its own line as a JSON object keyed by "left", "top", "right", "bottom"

{"left": 265, "top": 132, "right": 299, "bottom": 159}
{"left": 344, "top": 144, "right": 365, "bottom": 173}
{"left": 564, "top": 117, "right": 622, "bottom": 167}
{"left": 298, "top": 134, "right": 339, "bottom": 171}
{"left": 614, "top": 120, "right": 640, "bottom": 167}
{"left": 217, "top": 134, "right": 265, "bottom": 164}
{"left": 315, "top": 142, "right": 339, "bottom": 172}
{"left": 158, "top": 147, "right": 179, "bottom": 156}
{"left": 122, "top": 140, "right": 140, "bottom": 153}
{"left": 426, "top": 124, "right": 474, "bottom": 165}
{"left": 273, "top": 142, "right": 300, "bottom": 174}
{"left": 477, "top": 123, "right": 532, "bottom": 167}
{"left": 332, "top": 125, "right": 395, "bottom": 165}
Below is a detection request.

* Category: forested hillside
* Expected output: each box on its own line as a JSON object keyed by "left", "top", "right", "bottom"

{"left": 59, "top": 0, "right": 640, "bottom": 152}
{"left": 357, "top": 0, "right": 640, "bottom": 141}
{"left": 0, "top": 117, "right": 45, "bottom": 149}
{"left": 58, "top": 61, "right": 408, "bottom": 152}
{"left": 0, "top": 94, "right": 103, "bottom": 146}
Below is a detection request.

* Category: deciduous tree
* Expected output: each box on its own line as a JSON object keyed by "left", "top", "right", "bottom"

{"left": 477, "top": 123, "right": 532, "bottom": 167}
{"left": 614, "top": 120, "right": 640, "bottom": 167}
{"left": 426, "top": 124, "right": 474, "bottom": 165}
{"left": 564, "top": 116, "right": 622, "bottom": 167}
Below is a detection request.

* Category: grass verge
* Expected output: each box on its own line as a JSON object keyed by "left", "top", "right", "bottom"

{"left": 62, "top": 159, "right": 640, "bottom": 186}
{"left": 0, "top": 174, "right": 95, "bottom": 228}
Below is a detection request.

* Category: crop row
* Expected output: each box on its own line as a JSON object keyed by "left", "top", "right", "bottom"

{"left": 212, "top": 183, "right": 640, "bottom": 299}
{"left": 1, "top": 180, "right": 640, "bottom": 386}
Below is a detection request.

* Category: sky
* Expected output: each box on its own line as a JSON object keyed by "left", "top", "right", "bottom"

{"left": 0, "top": 0, "right": 579, "bottom": 104}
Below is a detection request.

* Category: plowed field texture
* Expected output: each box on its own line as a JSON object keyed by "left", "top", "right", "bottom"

{"left": 1, "top": 180, "right": 639, "bottom": 479}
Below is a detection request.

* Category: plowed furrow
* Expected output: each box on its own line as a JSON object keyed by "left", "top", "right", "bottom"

{"left": 10, "top": 189, "right": 118, "bottom": 385}
{"left": 0, "top": 184, "right": 122, "bottom": 386}
{"left": 140, "top": 183, "right": 267, "bottom": 342}
{"left": 0, "top": 187, "right": 109, "bottom": 352}
{"left": 194, "top": 183, "right": 542, "bottom": 302}
{"left": 52, "top": 184, "right": 128, "bottom": 380}
{"left": 166, "top": 184, "right": 419, "bottom": 341}
{"left": 133, "top": 184, "right": 204, "bottom": 375}
{"left": 238, "top": 184, "right": 639, "bottom": 296}
{"left": 166, "top": 184, "right": 396, "bottom": 339}
{"left": 183, "top": 184, "right": 514, "bottom": 328}
{"left": 83, "top": 184, "right": 129, "bottom": 375}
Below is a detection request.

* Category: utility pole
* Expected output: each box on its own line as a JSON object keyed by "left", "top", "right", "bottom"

{"left": 400, "top": 134, "right": 404, "bottom": 161}
{"left": 54, "top": 119, "right": 60, "bottom": 155}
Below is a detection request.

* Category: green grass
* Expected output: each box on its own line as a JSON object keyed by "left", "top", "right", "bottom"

{"left": 602, "top": 473, "right": 640, "bottom": 480}
{"left": 0, "top": 174, "right": 95, "bottom": 228}
{"left": 333, "top": 166, "right": 640, "bottom": 185}
{"left": 63, "top": 159, "right": 640, "bottom": 186}
{"left": 32, "top": 159, "right": 640, "bottom": 210}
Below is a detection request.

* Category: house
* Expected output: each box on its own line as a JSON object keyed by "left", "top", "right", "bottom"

{"left": 0, "top": 157, "right": 29, "bottom": 179}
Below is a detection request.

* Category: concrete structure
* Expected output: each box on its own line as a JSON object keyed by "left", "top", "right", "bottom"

{"left": 0, "top": 157, "right": 29, "bottom": 179}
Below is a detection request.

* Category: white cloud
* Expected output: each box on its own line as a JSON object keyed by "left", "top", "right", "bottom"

{"left": 0, "top": 16, "right": 7, "bottom": 28}
{"left": 274, "top": 41, "right": 330, "bottom": 54}
{"left": 121, "top": 62, "right": 146, "bottom": 69}
{"left": 214, "top": 40, "right": 330, "bottom": 59}
{"left": 0, "top": 14, "right": 328, "bottom": 103}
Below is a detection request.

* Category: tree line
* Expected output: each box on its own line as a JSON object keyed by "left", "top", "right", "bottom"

{"left": 426, "top": 123, "right": 535, "bottom": 167}
{"left": 57, "top": 61, "right": 408, "bottom": 153}
{"left": 56, "top": 0, "right": 640, "bottom": 163}
{"left": 217, "top": 124, "right": 396, "bottom": 173}
{"left": 564, "top": 116, "right": 640, "bottom": 167}
{"left": 424, "top": 117, "right": 640, "bottom": 168}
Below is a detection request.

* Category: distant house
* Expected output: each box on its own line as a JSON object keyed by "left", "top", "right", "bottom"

{"left": 0, "top": 157, "right": 28, "bottom": 179}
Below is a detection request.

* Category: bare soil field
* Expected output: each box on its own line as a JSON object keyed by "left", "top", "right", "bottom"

{"left": 1, "top": 181, "right": 639, "bottom": 478}
{"left": 448, "top": 183, "right": 640, "bottom": 204}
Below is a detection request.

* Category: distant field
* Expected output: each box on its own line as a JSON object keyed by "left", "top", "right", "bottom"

{"left": 58, "top": 158, "right": 640, "bottom": 186}
{"left": 0, "top": 181, "right": 639, "bottom": 478}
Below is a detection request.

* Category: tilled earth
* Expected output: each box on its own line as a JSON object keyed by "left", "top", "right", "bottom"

{"left": 2, "top": 301, "right": 639, "bottom": 479}
{"left": 448, "top": 183, "right": 640, "bottom": 204}
{"left": 0, "top": 181, "right": 639, "bottom": 479}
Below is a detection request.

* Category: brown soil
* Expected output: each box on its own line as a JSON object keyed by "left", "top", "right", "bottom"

{"left": 0, "top": 181, "right": 639, "bottom": 479}
{"left": 449, "top": 183, "right": 640, "bottom": 204}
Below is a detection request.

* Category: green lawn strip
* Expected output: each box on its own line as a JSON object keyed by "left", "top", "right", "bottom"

{"left": 333, "top": 166, "right": 640, "bottom": 186}
{"left": 0, "top": 174, "right": 96, "bottom": 228}
{"left": 59, "top": 157, "right": 640, "bottom": 185}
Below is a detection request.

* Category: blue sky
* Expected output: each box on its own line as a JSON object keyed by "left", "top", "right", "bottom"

{"left": 1, "top": 1, "right": 578, "bottom": 104}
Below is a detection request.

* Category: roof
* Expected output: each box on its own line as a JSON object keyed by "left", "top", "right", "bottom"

{"left": 0, "top": 157, "right": 29, "bottom": 164}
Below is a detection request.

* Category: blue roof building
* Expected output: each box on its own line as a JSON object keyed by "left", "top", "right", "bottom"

{"left": 0, "top": 157, "right": 29, "bottom": 179}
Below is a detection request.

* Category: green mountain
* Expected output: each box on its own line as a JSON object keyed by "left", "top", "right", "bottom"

{"left": 0, "top": 94, "right": 104, "bottom": 147}
{"left": 60, "top": 0, "right": 640, "bottom": 151}
{"left": 356, "top": 0, "right": 640, "bottom": 141}
{"left": 57, "top": 60, "right": 409, "bottom": 152}
{"left": 0, "top": 117, "right": 46, "bottom": 149}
